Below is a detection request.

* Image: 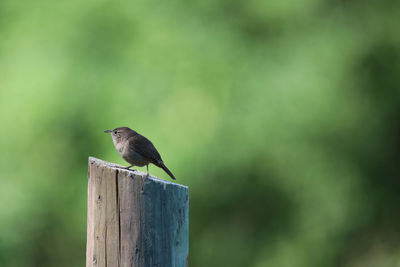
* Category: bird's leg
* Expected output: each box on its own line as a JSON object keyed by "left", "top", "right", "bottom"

{"left": 145, "top": 165, "right": 149, "bottom": 178}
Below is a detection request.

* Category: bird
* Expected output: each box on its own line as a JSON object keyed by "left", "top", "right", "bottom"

{"left": 104, "top": 127, "right": 176, "bottom": 180}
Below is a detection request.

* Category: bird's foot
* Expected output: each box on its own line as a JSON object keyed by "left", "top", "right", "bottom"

{"left": 125, "top": 166, "right": 138, "bottom": 171}
{"left": 144, "top": 173, "right": 149, "bottom": 178}
{"left": 114, "top": 165, "right": 136, "bottom": 171}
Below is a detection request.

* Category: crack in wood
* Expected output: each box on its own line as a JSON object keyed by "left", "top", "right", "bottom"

{"left": 116, "top": 169, "right": 121, "bottom": 267}
{"left": 104, "top": 224, "right": 107, "bottom": 267}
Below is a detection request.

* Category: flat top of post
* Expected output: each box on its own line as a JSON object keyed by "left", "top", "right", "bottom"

{"left": 89, "top": 156, "right": 188, "bottom": 190}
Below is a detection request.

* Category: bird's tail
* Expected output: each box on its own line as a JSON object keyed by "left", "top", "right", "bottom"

{"left": 156, "top": 161, "right": 176, "bottom": 180}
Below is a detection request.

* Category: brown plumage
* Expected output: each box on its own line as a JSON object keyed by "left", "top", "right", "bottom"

{"left": 104, "top": 127, "right": 176, "bottom": 180}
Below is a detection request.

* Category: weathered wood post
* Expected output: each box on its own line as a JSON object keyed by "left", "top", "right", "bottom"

{"left": 86, "top": 157, "right": 189, "bottom": 267}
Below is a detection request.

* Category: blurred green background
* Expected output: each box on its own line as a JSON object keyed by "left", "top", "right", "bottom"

{"left": 1, "top": 0, "right": 400, "bottom": 266}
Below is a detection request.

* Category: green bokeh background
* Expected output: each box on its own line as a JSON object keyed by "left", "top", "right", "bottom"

{"left": 1, "top": 1, "right": 400, "bottom": 266}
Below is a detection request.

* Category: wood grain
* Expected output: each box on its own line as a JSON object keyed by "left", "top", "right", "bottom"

{"left": 87, "top": 157, "right": 189, "bottom": 267}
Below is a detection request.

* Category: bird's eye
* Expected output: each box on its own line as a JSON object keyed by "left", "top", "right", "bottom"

{"left": 114, "top": 131, "right": 118, "bottom": 134}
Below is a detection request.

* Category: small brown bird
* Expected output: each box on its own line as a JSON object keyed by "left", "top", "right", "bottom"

{"left": 104, "top": 127, "right": 176, "bottom": 180}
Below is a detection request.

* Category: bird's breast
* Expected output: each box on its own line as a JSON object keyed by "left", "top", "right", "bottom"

{"left": 114, "top": 141, "right": 126, "bottom": 156}
{"left": 113, "top": 140, "right": 147, "bottom": 166}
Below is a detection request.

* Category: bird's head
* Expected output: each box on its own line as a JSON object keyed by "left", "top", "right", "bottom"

{"left": 104, "top": 127, "right": 134, "bottom": 144}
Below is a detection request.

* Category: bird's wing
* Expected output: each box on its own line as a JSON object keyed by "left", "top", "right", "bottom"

{"left": 129, "top": 134, "right": 162, "bottom": 162}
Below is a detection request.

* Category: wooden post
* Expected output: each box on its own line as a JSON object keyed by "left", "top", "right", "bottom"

{"left": 86, "top": 157, "right": 189, "bottom": 267}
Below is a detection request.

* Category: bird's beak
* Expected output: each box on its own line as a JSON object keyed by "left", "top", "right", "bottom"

{"left": 104, "top": 130, "right": 112, "bottom": 133}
